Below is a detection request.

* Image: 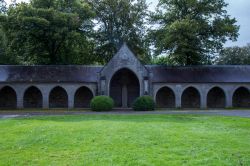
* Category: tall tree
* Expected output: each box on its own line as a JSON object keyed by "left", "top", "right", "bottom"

{"left": 0, "top": 0, "right": 95, "bottom": 65}
{"left": 88, "top": 0, "right": 150, "bottom": 64}
{"left": 0, "top": 0, "right": 7, "bottom": 63}
{"left": 150, "top": 0, "right": 239, "bottom": 65}
{"left": 216, "top": 44, "right": 250, "bottom": 65}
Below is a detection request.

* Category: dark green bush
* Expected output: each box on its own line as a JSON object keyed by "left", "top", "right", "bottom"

{"left": 90, "top": 96, "right": 114, "bottom": 112}
{"left": 132, "top": 96, "right": 155, "bottom": 111}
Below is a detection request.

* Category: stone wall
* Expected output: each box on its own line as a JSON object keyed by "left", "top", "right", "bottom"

{"left": 0, "top": 83, "right": 96, "bottom": 109}
{"left": 153, "top": 83, "right": 250, "bottom": 109}
{"left": 0, "top": 82, "right": 250, "bottom": 109}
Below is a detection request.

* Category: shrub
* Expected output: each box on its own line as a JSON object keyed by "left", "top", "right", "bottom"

{"left": 132, "top": 96, "right": 155, "bottom": 111}
{"left": 90, "top": 96, "right": 114, "bottom": 112}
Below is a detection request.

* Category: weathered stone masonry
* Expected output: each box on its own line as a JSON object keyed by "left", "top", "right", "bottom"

{"left": 0, "top": 44, "right": 250, "bottom": 109}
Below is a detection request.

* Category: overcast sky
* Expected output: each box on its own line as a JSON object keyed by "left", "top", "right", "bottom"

{"left": 6, "top": 0, "right": 250, "bottom": 47}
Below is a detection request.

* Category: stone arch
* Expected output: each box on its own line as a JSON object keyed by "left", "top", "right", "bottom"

{"left": 181, "top": 87, "right": 201, "bottom": 108}
{"left": 74, "top": 86, "right": 94, "bottom": 108}
{"left": 0, "top": 86, "right": 17, "bottom": 109}
{"left": 207, "top": 87, "right": 226, "bottom": 108}
{"left": 23, "top": 86, "right": 43, "bottom": 108}
{"left": 110, "top": 68, "right": 140, "bottom": 107}
{"left": 156, "top": 86, "right": 175, "bottom": 108}
{"left": 49, "top": 86, "right": 68, "bottom": 108}
{"left": 233, "top": 87, "right": 250, "bottom": 108}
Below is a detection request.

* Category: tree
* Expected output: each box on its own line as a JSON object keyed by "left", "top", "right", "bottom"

{"left": 0, "top": 0, "right": 7, "bottom": 63}
{"left": 0, "top": 0, "right": 95, "bottom": 65}
{"left": 87, "top": 0, "right": 151, "bottom": 64}
{"left": 150, "top": 0, "right": 239, "bottom": 65}
{"left": 216, "top": 44, "right": 250, "bottom": 65}
{"left": 151, "top": 56, "right": 175, "bottom": 65}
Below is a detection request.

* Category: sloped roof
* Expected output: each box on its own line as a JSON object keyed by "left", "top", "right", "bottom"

{"left": 0, "top": 65, "right": 250, "bottom": 83}
{"left": 0, "top": 65, "right": 103, "bottom": 83}
{"left": 146, "top": 65, "right": 250, "bottom": 83}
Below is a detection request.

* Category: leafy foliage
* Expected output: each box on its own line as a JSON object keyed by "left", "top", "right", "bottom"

{"left": 151, "top": 56, "right": 176, "bottom": 65}
{"left": 132, "top": 96, "right": 155, "bottom": 111}
{"left": 216, "top": 44, "right": 250, "bottom": 65}
{"left": 0, "top": 0, "right": 243, "bottom": 65}
{"left": 90, "top": 96, "right": 114, "bottom": 111}
{"left": 150, "top": 0, "right": 239, "bottom": 65}
{"left": 0, "top": 0, "right": 95, "bottom": 65}
{"left": 87, "top": 0, "right": 151, "bottom": 64}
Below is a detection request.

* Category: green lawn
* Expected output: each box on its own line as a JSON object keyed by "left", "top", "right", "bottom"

{"left": 0, "top": 115, "right": 250, "bottom": 166}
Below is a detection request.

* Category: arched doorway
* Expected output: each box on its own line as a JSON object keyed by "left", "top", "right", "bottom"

{"left": 49, "top": 86, "right": 68, "bottom": 108}
{"left": 0, "top": 86, "right": 17, "bottom": 109}
{"left": 207, "top": 87, "right": 226, "bottom": 108}
{"left": 156, "top": 87, "right": 175, "bottom": 108}
{"left": 181, "top": 87, "right": 200, "bottom": 108}
{"left": 233, "top": 87, "right": 250, "bottom": 108}
{"left": 24, "top": 86, "right": 43, "bottom": 108}
{"left": 110, "top": 68, "right": 140, "bottom": 107}
{"left": 74, "top": 86, "right": 94, "bottom": 108}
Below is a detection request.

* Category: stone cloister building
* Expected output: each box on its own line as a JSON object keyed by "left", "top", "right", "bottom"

{"left": 0, "top": 44, "right": 250, "bottom": 109}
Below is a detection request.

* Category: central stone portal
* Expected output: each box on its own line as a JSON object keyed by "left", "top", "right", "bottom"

{"left": 110, "top": 68, "right": 140, "bottom": 108}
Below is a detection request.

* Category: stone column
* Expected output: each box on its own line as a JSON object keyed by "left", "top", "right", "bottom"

{"left": 68, "top": 92, "right": 74, "bottom": 109}
{"left": 42, "top": 92, "right": 49, "bottom": 109}
{"left": 200, "top": 93, "right": 207, "bottom": 109}
{"left": 122, "top": 84, "right": 128, "bottom": 108}
{"left": 226, "top": 91, "right": 233, "bottom": 108}
{"left": 175, "top": 85, "right": 182, "bottom": 108}
{"left": 16, "top": 92, "right": 24, "bottom": 109}
{"left": 144, "top": 78, "right": 149, "bottom": 95}
{"left": 100, "top": 77, "right": 106, "bottom": 95}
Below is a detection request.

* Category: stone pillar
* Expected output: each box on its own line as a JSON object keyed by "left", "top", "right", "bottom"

{"left": 100, "top": 77, "right": 106, "bottom": 95}
{"left": 68, "top": 92, "right": 74, "bottom": 109}
{"left": 175, "top": 86, "right": 182, "bottom": 108}
{"left": 226, "top": 91, "right": 233, "bottom": 108}
{"left": 122, "top": 84, "right": 128, "bottom": 108}
{"left": 144, "top": 78, "right": 149, "bottom": 95}
{"left": 16, "top": 92, "right": 23, "bottom": 109}
{"left": 200, "top": 93, "right": 207, "bottom": 109}
{"left": 43, "top": 92, "right": 49, "bottom": 109}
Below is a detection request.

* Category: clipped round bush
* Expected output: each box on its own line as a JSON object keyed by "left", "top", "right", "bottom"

{"left": 90, "top": 96, "right": 114, "bottom": 112}
{"left": 132, "top": 96, "right": 155, "bottom": 111}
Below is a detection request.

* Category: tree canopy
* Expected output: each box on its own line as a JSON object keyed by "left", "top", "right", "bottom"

{"left": 87, "top": 0, "right": 150, "bottom": 64}
{"left": 0, "top": 0, "right": 243, "bottom": 65}
{"left": 150, "top": 0, "right": 239, "bottom": 65}
{"left": 0, "top": 0, "right": 95, "bottom": 64}
{"left": 216, "top": 44, "right": 250, "bottom": 65}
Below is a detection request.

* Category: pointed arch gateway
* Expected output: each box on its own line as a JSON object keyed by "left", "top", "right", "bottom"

{"left": 181, "top": 87, "right": 201, "bottom": 108}
{"left": 74, "top": 86, "right": 94, "bottom": 108}
{"left": 156, "top": 87, "right": 175, "bottom": 108}
{"left": 207, "top": 87, "right": 226, "bottom": 108}
{"left": 0, "top": 86, "right": 17, "bottom": 109}
{"left": 24, "top": 86, "right": 43, "bottom": 108}
{"left": 110, "top": 68, "right": 140, "bottom": 108}
{"left": 233, "top": 87, "right": 250, "bottom": 108}
{"left": 49, "top": 86, "right": 68, "bottom": 108}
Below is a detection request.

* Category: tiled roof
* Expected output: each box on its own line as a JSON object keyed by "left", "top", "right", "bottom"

{"left": 1, "top": 65, "right": 250, "bottom": 83}
{"left": 0, "top": 65, "right": 103, "bottom": 83}
{"left": 146, "top": 65, "right": 250, "bottom": 83}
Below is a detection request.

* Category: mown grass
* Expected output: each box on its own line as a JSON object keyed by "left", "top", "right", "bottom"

{"left": 0, "top": 114, "right": 250, "bottom": 166}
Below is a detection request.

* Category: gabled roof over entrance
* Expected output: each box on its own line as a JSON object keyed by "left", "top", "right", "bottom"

{"left": 99, "top": 43, "right": 149, "bottom": 76}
